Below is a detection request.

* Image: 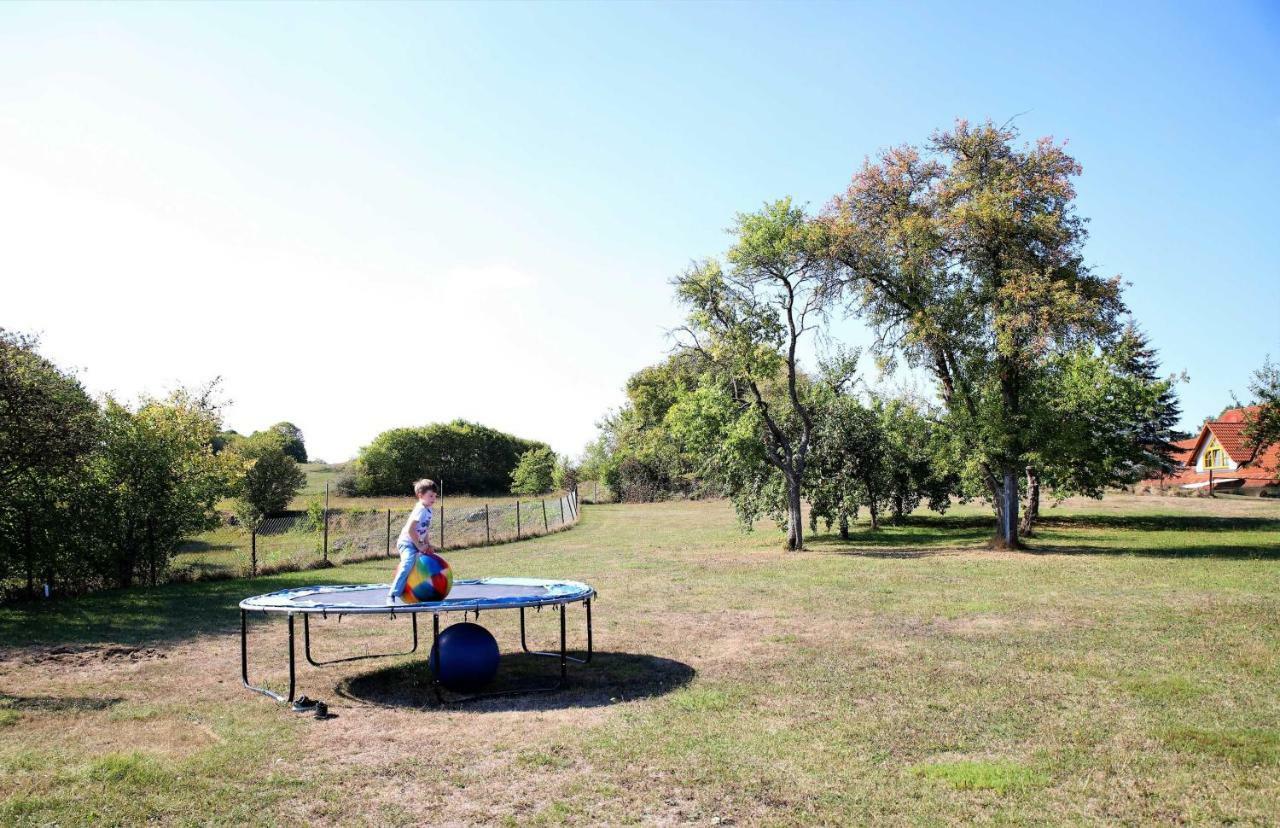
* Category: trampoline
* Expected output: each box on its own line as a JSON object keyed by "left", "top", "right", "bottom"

{"left": 239, "top": 577, "right": 595, "bottom": 703}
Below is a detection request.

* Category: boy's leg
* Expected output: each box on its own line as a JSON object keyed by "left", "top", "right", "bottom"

{"left": 388, "top": 543, "right": 418, "bottom": 600}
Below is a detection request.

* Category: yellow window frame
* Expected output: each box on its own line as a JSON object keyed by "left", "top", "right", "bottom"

{"left": 1203, "top": 438, "right": 1228, "bottom": 470}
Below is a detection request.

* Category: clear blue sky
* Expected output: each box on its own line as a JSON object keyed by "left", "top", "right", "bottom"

{"left": 3, "top": 1, "right": 1277, "bottom": 459}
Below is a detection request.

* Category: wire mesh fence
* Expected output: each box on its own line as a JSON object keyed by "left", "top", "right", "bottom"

{"left": 173, "top": 489, "right": 581, "bottom": 581}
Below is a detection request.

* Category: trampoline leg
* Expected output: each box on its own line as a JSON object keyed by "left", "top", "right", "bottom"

{"left": 240, "top": 609, "right": 296, "bottom": 704}
{"left": 560, "top": 603, "right": 567, "bottom": 681}
{"left": 520, "top": 603, "right": 592, "bottom": 665}
{"left": 303, "top": 612, "right": 420, "bottom": 667}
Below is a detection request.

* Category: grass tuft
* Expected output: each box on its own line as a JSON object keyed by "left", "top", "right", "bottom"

{"left": 670, "top": 686, "right": 735, "bottom": 712}
{"left": 1160, "top": 726, "right": 1280, "bottom": 766}
{"left": 913, "top": 759, "right": 1049, "bottom": 792}
{"left": 81, "top": 751, "right": 170, "bottom": 785}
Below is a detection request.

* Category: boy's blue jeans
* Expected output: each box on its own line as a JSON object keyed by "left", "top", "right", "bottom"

{"left": 389, "top": 541, "right": 418, "bottom": 599}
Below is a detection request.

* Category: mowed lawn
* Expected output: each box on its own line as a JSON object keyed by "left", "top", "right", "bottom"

{"left": 1, "top": 494, "right": 1279, "bottom": 825}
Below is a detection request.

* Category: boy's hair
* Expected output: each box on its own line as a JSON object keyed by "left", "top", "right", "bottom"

{"left": 413, "top": 479, "right": 438, "bottom": 496}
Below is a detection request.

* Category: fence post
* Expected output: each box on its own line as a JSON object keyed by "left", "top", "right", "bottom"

{"left": 438, "top": 478, "right": 445, "bottom": 548}
{"left": 516, "top": 500, "right": 521, "bottom": 539}
{"left": 560, "top": 497, "right": 565, "bottom": 526}
{"left": 542, "top": 499, "right": 548, "bottom": 532}
{"left": 323, "top": 482, "right": 329, "bottom": 563}
{"left": 251, "top": 524, "right": 258, "bottom": 577}
{"left": 484, "top": 503, "right": 490, "bottom": 545}
{"left": 386, "top": 509, "right": 392, "bottom": 557}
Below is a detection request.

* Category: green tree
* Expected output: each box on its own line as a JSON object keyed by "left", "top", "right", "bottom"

{"left": 87, "top": 386, "right": 239, "bottom": 588}
{"left": 211, "top": 429, "right": 241, "bottom": 454}
{"left": 0, "top": 330, "right": 100, "bottom": 596}
{"left": 1018, "top": 328, "right": 1183, "bottom": 534}
{"left": 552, "top": 454, "right": 579, "bottom": 495}
{"left": 354, "top": 420, "right": 546, "bottom": 495}
{"left": 268, "top": 421, "right": 307, "bottom": 463}
{"left": 510, "top": 446, "right": 556, "bottom": 496}
{"left": 824, "top": 120, "right": 1124, "bottom": 547}
{"left": 674, "top": 198, "right": 832, "bottom": 550}
{"left": 230, "top": 430, "right": 307, "bottom": 526}
{"left": 1244, "top": 356, "right": 1280, "bottom": 451}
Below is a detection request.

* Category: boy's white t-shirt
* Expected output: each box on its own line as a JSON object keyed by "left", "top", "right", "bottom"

{"left": 398, "top": 502, "right": 432, "bottom": 547}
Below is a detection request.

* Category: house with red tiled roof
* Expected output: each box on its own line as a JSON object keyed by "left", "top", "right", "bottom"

{"left": 1143, "top": 406, "right": 1280, "bottom": 496}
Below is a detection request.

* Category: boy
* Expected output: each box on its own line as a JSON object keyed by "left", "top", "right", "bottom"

{"left": 387, "top": 478, "right": 439, "bottom": 604}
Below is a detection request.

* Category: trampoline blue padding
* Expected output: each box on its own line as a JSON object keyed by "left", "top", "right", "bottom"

{"left": 239, "top": 577, "right": 595, "bottom": 615}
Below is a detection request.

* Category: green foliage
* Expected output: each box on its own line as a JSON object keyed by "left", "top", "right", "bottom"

{"left": 552, "top": 454, "right": 579, "bottom": 493}
{"left": 913, "top": 760, "right": 1048, "bottom": 792}
{"left": 1024, "top": 331, "right": 1183, "bottom": 502}
{"left": 824, "top": 119, "right": 1128, "bottom": 546}
{"left": 673, "top": 199, "right": 833, "bottom": 549}
{"left": 510, "top": 446, "right": 556, "bottom": 496}
{"left": 85, "top": 386, "right": 239, "bottom": 589}
{"left": 228, "top": 431, "right": 307, "bottom": 526}
{"left": 268, "top": 421, "right": 307, "bottom": 463}
{"left": 1245, "top": 356, "right": 1280, "bottom": 451}
{"left": 354, "top": 420, "right": 546, "bottom": 495}
{"left": 211, "top": 430, "right": 241, "bottom": 454}
{"left": 0, "top": 329, "right": 100, "bottom": 597}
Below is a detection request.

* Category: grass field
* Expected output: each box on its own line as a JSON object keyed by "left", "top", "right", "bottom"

{"left": 2, "top": 494, "right": 1279, "bottom": 824}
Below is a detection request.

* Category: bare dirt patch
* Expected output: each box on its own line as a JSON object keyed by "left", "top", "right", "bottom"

{"left": 10, "top": 644, "right": 168, "bottom": 667}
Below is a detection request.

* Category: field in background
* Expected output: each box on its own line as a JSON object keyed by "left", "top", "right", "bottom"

{"left": 182, "top": 464, "right": 578, "bottom": 580}
{"left": 2, "top": 493, "right": 1278, "bottom": 824}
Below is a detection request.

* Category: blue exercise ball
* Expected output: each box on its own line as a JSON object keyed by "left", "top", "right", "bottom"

{"left": 429, "top": 622, "right": 500, "bottom": 692}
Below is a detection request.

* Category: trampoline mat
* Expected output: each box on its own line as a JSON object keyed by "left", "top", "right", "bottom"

{"left": 240, "top": 577, "right": 594, "bottom": 615}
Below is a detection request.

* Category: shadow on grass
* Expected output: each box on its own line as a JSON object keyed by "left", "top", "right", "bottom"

{"left": 336, "top": 651, "right": 695, "bottom": 712}
{"left": 0, "top": 571, "right": 344, "bottom": 651}
{"left": 804, "top": 512, "right": 1280, "bottom": 560}
{"left": 1037, "top": 514, "right": 1280, "bottom": 533}
{"left": 807, "top": 514, "right": 992, "bottom": 556}
{"left": 0, "top": 692, "right": 122, "bottom": 712}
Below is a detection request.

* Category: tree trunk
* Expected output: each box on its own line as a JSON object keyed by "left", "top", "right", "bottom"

{"left": 1019, "top": 465, "right": 1040, "bottom": 537}
{"left": 994, "top": 468, "right": 1020, "bottom": 548}
{"left": 892, "top": 494, "right": 904, "bottom": 523}
{"left": 839, "top": 511, "right": 850, "bottom": 540}
{"left": 785, "top": 479, "right": 804, "bottom": 551}
{"left": 23, "top": 512, "right": 35, "bottom": 598}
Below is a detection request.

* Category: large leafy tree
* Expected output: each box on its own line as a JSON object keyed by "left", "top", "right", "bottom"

{"left": 0, "top": 330, "right": 100, "bottom": 596}
{"left": 87, "top": 386, "right": 239, "bottom": 588}
{"left": 1244, "top": 356, "right": 1280, "bottom": 452}
{"left": 510, "top": 446, "right": 556, "bottom": 496}
{"left": 1018, "top": 326, "right": 1182, "bottom": 534}
{"left": 354, "top": 420, "right": 546, "bottom": 495}
{"left": 268, "top": 421, "right": 307, "bottom": 463}
{"left": 230, "top": 430, "right": 307, "bottom": 526}
{"left": 589, "top": 352, "right": 709, "bottom": 501}
{"left": 823, "top": 120, "right": 1124, "bottom": 547}
{"left": 674, "top": 199, "right": 832, "bottom": 550}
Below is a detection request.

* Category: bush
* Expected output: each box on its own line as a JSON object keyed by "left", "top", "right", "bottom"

{"left": 333, "top": 468, "right": 359, "bottom": 497}
{"left": 511, "top": 447, "right": 556, "bottom": 496}
{"left": 354, "top": 420, "right": 549, "bottom": 495}
{"left": 229, "top": 431, "right": 307, "bottom": 526}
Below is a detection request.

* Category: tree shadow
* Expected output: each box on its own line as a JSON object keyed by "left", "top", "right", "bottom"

{"left": 0, "top": 691, "right": 122, "bottom": 712}
{"left": 335, "top": 651, "right": 695, "bottom": 712}
{"left": 806, "top": 514, "right": 993, "bottom": 555}
{"left": 0, "top": 571, "right": 331, "bottom": 650}
{"left": 1037, "top": 514, "right": 1280, "bottom": 533}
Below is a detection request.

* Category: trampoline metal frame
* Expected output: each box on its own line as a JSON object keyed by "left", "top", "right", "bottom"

{"left": 240, "top": 597, "right": 593, "bottom": 704}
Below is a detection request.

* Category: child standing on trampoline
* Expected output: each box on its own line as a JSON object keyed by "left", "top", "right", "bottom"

{"left": 387, "top": 478, "right": 439, "bottom": 604}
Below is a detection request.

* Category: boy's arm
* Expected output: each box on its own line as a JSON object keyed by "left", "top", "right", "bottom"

{"left": 409, "top": 518, "right": 434, "bottom": 553}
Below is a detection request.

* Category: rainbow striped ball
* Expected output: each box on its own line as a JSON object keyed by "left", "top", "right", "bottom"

{"left": 402, "top": 551, "right": 453, "bottom": 603}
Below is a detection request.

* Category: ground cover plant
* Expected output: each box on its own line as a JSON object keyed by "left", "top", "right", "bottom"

{"left": 1, "top": 493, "right": 1278, "bottom": 824}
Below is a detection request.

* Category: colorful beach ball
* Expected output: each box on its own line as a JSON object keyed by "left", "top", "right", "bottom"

{"left": 402, "top": 551, "right": 453, "bottom": 603}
